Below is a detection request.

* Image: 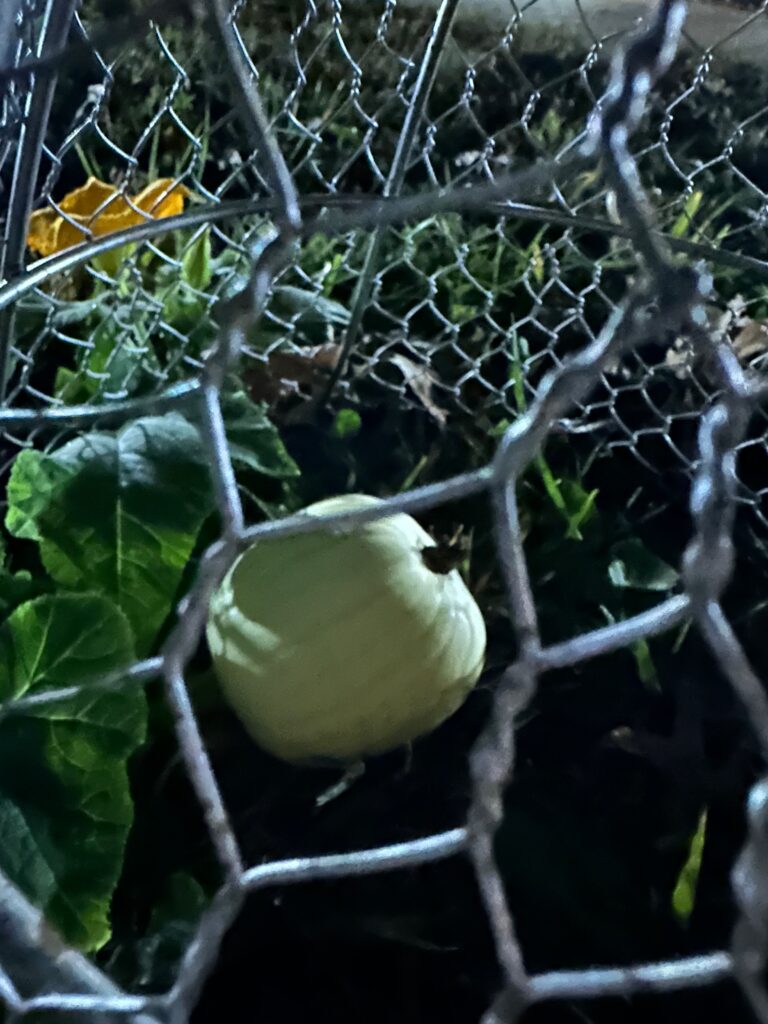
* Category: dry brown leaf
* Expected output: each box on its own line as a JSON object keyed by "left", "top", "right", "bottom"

{"left": 389, "top": 353, "right": 448, "bottom": 427}
{"left": 665, "top": 300, "right": 768, "bottom": 380}
{"left": 243, "top": 344, "right": 341, "bottom": 407}
{"left": 732, "top": 319, "right": 768, "bottom": 365}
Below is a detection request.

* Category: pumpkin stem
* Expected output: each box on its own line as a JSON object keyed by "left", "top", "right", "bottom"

{"left": 421, "top": 535, "right": 469, "bottom": 575}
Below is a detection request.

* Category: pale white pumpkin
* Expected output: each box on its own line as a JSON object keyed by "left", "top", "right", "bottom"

{"left": 206, "top": 493, "right": 487, "bottom": 763}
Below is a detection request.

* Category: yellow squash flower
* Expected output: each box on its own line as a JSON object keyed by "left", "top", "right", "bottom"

{"left": 27, "top": 176, "right": 190, "bottom": 258}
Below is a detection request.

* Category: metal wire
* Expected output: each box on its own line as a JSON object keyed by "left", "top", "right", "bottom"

{"left": 1, "top": 0, "right": 768, "bottom": 1022}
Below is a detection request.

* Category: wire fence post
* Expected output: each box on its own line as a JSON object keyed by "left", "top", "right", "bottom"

{"left": 0, "top": 0, "right": 79, "bottom": 401}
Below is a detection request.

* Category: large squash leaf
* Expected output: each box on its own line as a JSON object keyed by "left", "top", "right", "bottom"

{"left": 0, "top": 593, "right": 145, "bottom": 950}
{"left": 221, "top": 390, "right": 300, "bottom": 479}
{"left": 5, "top": 412, "right": 215, "bottom": 655}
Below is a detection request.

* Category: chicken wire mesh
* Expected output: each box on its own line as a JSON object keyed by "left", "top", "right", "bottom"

{"left": 1, "top": 0, "right": 768, "bottom": 1021}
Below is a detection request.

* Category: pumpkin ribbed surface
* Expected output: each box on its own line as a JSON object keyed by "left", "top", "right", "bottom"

{"left": 206, "top": 494, "right": 487, "bottom": 762}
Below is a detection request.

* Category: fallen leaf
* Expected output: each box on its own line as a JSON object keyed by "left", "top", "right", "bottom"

{"left": 243, "top": 344, "right": 341, "bottom": 407}
{"left": 732, "top": 318, "right": 768, "bottom": 365}
{"left": 664, "top": 300, "right": 768, "bottom": 379}
{"left": 664, "top": 337, "right": 694, "bottom": 380}
{"left": 389, "top": 353, "right": 448, "bottom": 427}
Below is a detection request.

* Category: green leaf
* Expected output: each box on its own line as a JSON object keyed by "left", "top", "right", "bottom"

{"left": 92, "top": 244, "right": 139, "bottom": 279}
{"left": 80, "top": 315, "right": 160, "bottom": 401}
{"left": 271, "top": 285, "right": 351, "bottom": 334}
{"left": 5, "top": 413, "right": 215, "bottom": 654}
{"left": 13, "top": 294, "right": 51, "bottom": 333}
{"left": 333, "top": 408, "right": 362, "bottom": 439}
{"left": 6, "top": 449, "right": 69, "bottom": 541}
{"left": 0, "top": 593, "right": 145, "bottom": 950}
{"left": 50, "top": 297, "right": 108, "bottom": 328}
{"left": 449, "top": 303, "right": 480, "bottom": 323}
{"left": 105, "top": 869, "right": 208, "bottom": 992}
{"left": 631, "top": 637, "right": 661, "bottom": 692}
{"left": 0, "top": 533, "right": 45, "bottom": 624}
{"left": 608, "top": 539, "right": 679, "bottom": 592}
{"left": 54, "top": 366, "right": 88, "bottom": 404}
{"left": 489, "top": 417, "right": 511, "bottom": 439}
{"left": 215, "top": 270, "right": 249, "bottom": 308}
{"left": 14, "top": 295, "right": 107, "bottom": 341}
{"left": 0, "top": 569, "right": 49, "bottom": 621}
{"left": 536, "top": 466, "right": 598, "bottom": 541}
{"left": 52, "top": 306, "right": 161, "bottom": 405}
{"left": 161, "top": 288, "right": 216, "bottom": 351}
{"left": 133, "top": 872, "right": 207, "bottom": 989}
{"left": 221, "top": 391, "right": 300, "bottom": 479}
{"left": 672, "top": 808, "right": 707, "bottom": 924}
{"left": 181, "top": 228, "right": 213, "bottom": 292}
{"left": 670, "top": 190, "right": 703, "bottom": 239}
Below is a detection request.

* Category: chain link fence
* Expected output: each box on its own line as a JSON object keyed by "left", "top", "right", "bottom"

{"left": 1, "top": 0, "right": 768, "bottom": 1021}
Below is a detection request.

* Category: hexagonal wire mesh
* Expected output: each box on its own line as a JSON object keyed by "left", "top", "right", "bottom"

{"left": 2, "top": 0, "right": 768, "bottom": 1020}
